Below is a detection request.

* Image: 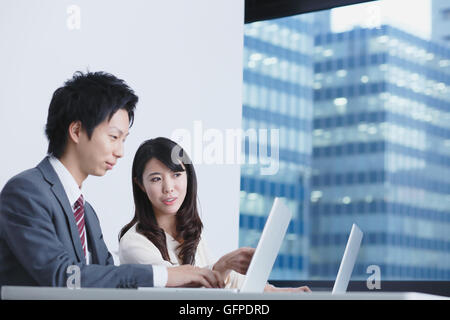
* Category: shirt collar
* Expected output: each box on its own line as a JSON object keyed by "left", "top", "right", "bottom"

{"left": 48, "top": 156, "right": 84, "bottom": 208}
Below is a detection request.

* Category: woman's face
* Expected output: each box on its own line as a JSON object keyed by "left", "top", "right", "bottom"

{"left": 140, "top": 158, "right": 188, "bottom": 218}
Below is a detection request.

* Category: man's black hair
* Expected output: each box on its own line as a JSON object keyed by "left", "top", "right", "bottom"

{"left": 45, "top": 71, "right": 138, "bottom": 158}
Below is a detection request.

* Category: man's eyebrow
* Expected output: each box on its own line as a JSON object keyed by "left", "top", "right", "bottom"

{"left": 110, "top": 127, "right": 129, "bottom": 136}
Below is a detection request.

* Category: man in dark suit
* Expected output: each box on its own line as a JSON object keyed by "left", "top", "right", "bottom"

{"left": 0, "top": 71, "right": 223, "bottom": 289}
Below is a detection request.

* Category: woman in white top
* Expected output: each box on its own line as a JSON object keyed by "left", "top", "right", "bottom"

{"left": 119, "top": 137, "right": 310, "bottom": 292}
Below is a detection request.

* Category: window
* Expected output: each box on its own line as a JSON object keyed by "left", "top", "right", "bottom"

{"left": 239, "top": 0, "right": 450, "bottom": 281}
{"left": 442, "top": 9, "right": 450, "bottom": 20}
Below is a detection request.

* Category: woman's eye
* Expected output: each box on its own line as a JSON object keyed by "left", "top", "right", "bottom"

{"left": 151, "top": 177, "right": 161, "bottom": 182}
{"left": 110, "top": 135, "right": 118, "bottom": 140}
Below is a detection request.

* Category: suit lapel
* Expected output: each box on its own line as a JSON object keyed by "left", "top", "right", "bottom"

{"left": 37, "top": 157, "right": 86, "bottom": 263}
{"left": 83, "top": 203, "right": 100, "bottom": 264}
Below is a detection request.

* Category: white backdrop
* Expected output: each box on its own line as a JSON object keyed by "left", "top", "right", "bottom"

{"left": 0, "top": 0, "right": 244, "bottom": 263}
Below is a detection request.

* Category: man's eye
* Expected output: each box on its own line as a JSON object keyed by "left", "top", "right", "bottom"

{"left": 151, "top": 177, "right": 161, "bottom": 182}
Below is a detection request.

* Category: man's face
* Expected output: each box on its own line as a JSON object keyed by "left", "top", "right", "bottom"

{"left": 77, "top": 109, "right": 130, "bottom": 177}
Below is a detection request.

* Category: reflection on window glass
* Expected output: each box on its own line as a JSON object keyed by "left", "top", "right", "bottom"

{"left": 239, "top": 0, "right": 450, "bottom": 280}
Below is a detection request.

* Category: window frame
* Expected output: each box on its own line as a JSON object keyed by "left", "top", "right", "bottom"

{"left": 245, "top": 0, "right": 377, "bottom": 23}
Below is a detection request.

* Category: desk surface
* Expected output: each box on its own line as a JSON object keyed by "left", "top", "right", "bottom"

{"left": 1, "top": 286, "right": 448, "bottom": 300}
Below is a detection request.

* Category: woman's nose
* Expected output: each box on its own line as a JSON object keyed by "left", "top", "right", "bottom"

{"left": 163, "top": 180, "right": 174, "bottom": 193}
{"left": 164, "top": 187, "right": 174, "bottom": 194}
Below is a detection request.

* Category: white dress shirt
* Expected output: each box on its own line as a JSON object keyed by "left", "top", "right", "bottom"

{"left": 49, "top": 157, "right": 91, "bottom": 265}
{"left": 119, "top": 223, "right": 246, "bottom": 289}
{"left": 48, "top": 157, "right": 167, "bottom": 287}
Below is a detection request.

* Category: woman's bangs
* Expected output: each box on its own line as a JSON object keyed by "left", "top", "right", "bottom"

{"left": 160, "top": 146, "right": 186, "bottom": 173}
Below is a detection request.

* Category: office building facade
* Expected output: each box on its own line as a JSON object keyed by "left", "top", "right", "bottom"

{"left": 241, "top": 12, "right": 450, "bottom": 280}
{"left": 432, "top": 0, "right": 450, "bottom": 46}
{"left": 239, "top": 15, "right": 315, "bottom": 280}
{"left": 311, "top": 24, "right": 450, "bottom": 280}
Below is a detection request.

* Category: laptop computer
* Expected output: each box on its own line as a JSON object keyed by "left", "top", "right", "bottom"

{"left": 331, "top": 223, "right": 363, "bottom": 294}
{"left": 240, "top": 197, "right": 292, "bottom": 293}
{"left": 138, "top": 197, "right": 292, "bottom": 293}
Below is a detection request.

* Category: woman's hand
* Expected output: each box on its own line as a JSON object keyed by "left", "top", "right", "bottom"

{"left": 213, "top": 247, "right": 255, "bottom": 280}
{"left": 264, "top": 283, "right": 312, "bottom": 293}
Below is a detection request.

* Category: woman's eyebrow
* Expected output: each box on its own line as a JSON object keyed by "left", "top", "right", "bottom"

{"left": 146, "top": 172, "right": 161, "bottom": 178}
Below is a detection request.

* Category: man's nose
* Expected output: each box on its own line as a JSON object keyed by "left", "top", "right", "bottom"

{"left": 114, "top": 141, "right": 124, "bottom": 158}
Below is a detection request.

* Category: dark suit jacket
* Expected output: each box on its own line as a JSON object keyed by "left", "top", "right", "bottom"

{"left": 0, "top": 157, "right": 154, "bottom": 288}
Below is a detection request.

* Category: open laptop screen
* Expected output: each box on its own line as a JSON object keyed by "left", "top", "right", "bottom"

{"left": 332, "top": 224, "right": 363, "bottom": 294}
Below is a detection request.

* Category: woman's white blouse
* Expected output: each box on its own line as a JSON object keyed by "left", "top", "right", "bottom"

{"left": 119, "top": 224, "right": 246, "bottom": 289}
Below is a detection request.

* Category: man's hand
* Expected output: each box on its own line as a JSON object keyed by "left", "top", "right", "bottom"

{"left": 166, "top": 265, "right": 225, "bottom": 288}
{"left": 213, "top": 247, "right": 255, "bottom": 280}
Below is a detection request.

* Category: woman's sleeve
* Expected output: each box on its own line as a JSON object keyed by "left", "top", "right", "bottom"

{"left": 225, "top": 271, "right": 247, "bottom": 289}
{"left": 119, "top": 232, "right": 172, "bottom": 267}
{"left": 195, "top": 238, "right": 247, "bottom": 289}
{"left": 194, "top": 237, "right": 215, "bottom": 269}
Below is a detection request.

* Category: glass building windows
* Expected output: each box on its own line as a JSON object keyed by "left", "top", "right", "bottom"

{"left": 241, "top": 1, "right": 450, "bottom": 280}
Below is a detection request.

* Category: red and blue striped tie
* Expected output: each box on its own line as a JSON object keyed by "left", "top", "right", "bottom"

{"left": 73, "top": 195, "right": 86, "bottom": 257}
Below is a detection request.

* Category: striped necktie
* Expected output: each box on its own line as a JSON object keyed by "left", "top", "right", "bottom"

{"left": 73, "top": 195, "right": 86, "bottom": 257}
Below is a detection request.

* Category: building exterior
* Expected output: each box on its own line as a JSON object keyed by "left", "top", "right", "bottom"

{"left": 432, "top": 0, "right": 450, "bottom": 46}
{"left": 240, "top": 11, "right": 450, "bottom": 280}
{"left": 311, "top": 25, "right": 450, "bottom": 280}
{"left": 239, "top": 15, "right": 315, "bottom": 280}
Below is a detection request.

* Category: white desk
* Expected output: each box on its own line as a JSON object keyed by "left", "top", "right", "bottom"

{"left": 1, "top": 286, "right": 448, "bottom": 300}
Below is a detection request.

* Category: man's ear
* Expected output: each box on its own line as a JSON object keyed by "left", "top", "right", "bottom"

{"left": 68, "top": 121, "right": 82, "bottom": 144}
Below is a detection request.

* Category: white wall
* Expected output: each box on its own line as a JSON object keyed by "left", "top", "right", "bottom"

{"left": 0, "top": 0, "right": 244, "bottom": 263}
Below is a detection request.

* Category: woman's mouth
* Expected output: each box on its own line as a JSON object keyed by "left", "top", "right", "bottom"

{"left": 162, "top": 197, "right": 177, "bottom": 205}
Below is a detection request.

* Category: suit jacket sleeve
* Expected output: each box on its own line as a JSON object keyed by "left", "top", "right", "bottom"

{"left": 0, "top": 175, "right": 154, "bottom": 288}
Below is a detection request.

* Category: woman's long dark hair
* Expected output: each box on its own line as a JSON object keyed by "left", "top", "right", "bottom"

{"left": 119, "top": 137, "right": 202, "bottom": 265}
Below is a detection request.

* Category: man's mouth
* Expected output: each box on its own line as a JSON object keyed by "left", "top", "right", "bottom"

{"left": 106, "top": 162, "right": 115, "bottom": 170}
